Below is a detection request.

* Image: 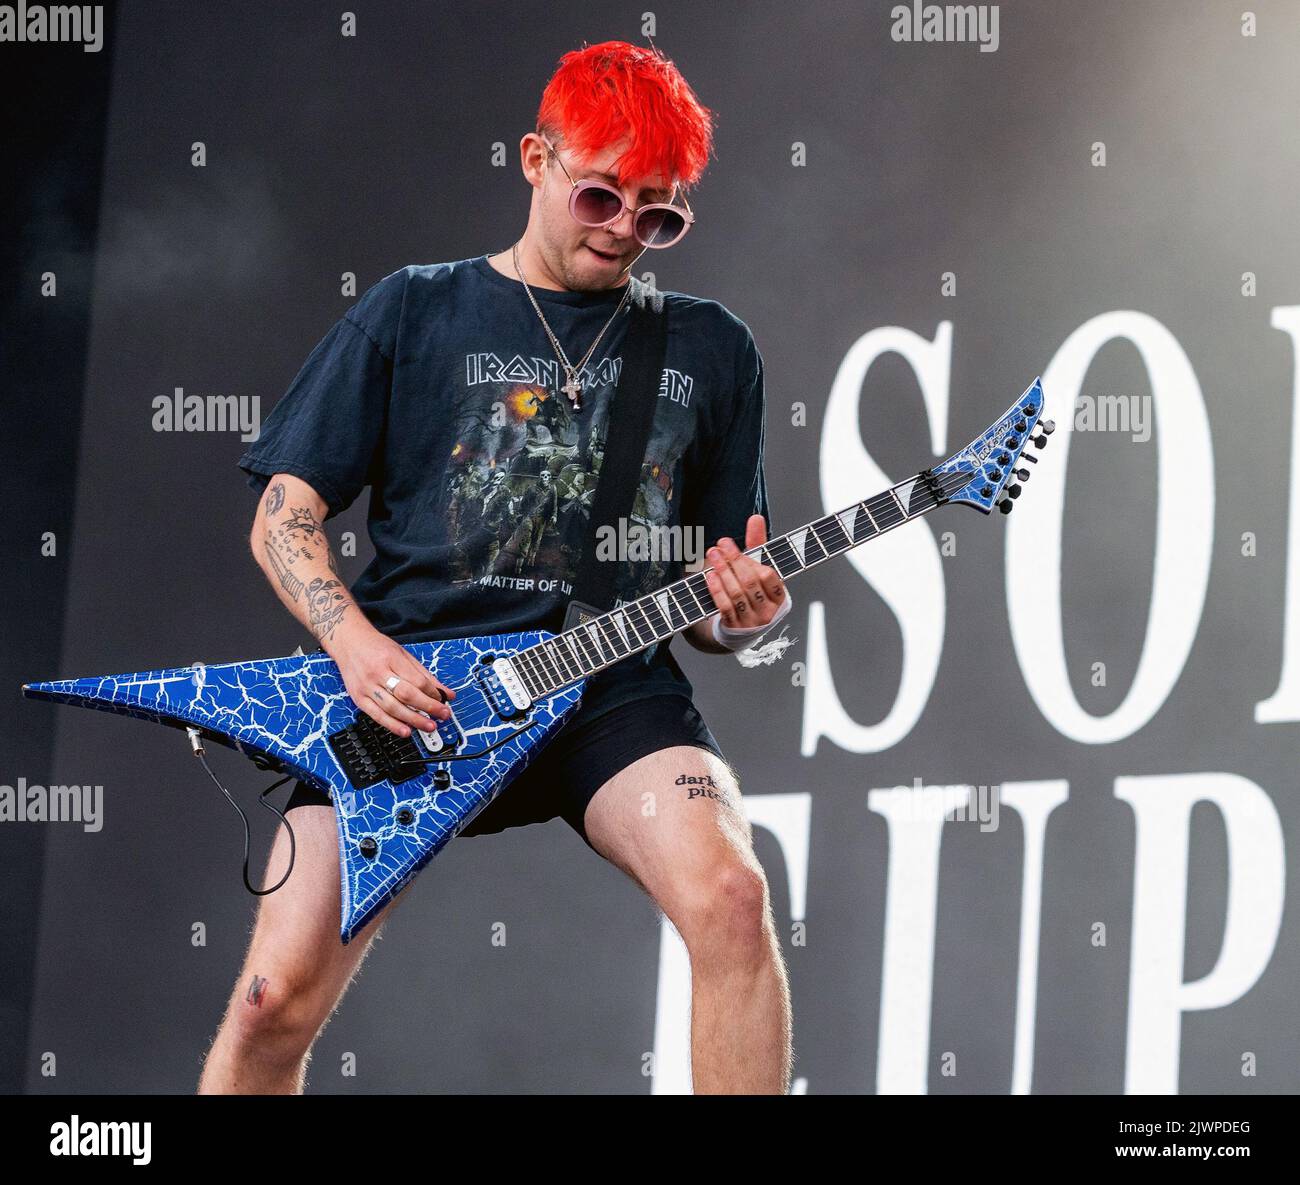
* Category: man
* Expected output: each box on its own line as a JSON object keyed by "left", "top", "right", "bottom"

{"left": 202, "top": 40, "right": 793, "bottom": 1095}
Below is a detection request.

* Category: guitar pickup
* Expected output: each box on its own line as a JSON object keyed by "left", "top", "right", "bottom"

{"left": 329, "top": 710, "right": 460, "bottom": 789}
{"left": 412, "top": 707, "right": 462, "bottom": 756}
{"left": 474, "top": 656, "right": 531, "bottom": 719}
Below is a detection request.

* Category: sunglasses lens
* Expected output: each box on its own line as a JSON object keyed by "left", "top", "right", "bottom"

{"left": 635, "top": 207, "right": 687, "bottom": 247}
{"left": 572, "top": 184, "right": 624, "bottom": 227}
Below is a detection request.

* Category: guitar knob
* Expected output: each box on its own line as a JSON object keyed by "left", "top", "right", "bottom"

{"left": 433, "top": 769, "right": 451, "bottom": 789}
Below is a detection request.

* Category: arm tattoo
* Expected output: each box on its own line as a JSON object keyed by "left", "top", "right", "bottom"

{"left": 283, "top": 505, "right": 323, "bottom": 540}
{"left": 306, "top": 576, "right": 349, "bottom": 641}
{"left": 266, "top": 500, "right": 326, "bottom": 562}
{"left": 264, "top": 530, "right": 304, "bottom": 600}
{"left": 261, "top": 493, "right": 350, "bottom": 634}
{"left": 264, "top": 499, "right": 344, "bottom": 601}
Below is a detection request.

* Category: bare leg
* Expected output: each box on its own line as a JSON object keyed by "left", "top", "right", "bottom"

{"left": 198, "top": 803, "right": 399, "bottom": 1094}
{"left": 583, "top": 746, "right": 792, "bottom": 1094}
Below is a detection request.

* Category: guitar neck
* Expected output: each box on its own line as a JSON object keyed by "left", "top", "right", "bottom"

{"left": 508, "top": 468, "right": 954, "bottom": 701}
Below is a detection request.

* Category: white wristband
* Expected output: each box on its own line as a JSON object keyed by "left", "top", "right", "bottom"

{"left": 711, "top": 589, "right": 793, "bottom": 651}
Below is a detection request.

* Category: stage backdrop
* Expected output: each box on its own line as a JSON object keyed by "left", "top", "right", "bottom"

{"left": 11, "top": 0, "right": 1300, "bottom": 1093}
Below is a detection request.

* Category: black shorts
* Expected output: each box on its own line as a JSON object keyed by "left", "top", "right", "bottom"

{"left": 282, "top": 693, "right": 728, "bottom": 849}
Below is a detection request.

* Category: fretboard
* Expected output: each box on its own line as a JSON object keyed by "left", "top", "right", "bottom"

{"left": 508, "top": 467, "right": 955, "bottom": 700}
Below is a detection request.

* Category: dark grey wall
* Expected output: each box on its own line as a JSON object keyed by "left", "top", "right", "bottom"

{"left": 9, "top": 0, "right": 1299, "bottom": 1093}
{"left": 0, "top": 9, "right": 116, "bottom": 1094}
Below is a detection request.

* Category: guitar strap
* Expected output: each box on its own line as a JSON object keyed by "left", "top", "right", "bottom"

{"left": 561, "top": 281, "right": 668, "bottom": 633}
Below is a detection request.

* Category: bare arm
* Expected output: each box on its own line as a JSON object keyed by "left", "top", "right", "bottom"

{"left": 249, "top": 473, "right": 455, "bottom": 736}
{"left": 249, "top": 474, "right": 354, "bottom": 643}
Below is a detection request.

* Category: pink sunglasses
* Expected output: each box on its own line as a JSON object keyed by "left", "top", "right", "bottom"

{"left": 541, "top": 136, "right": 696, "bottom": 249}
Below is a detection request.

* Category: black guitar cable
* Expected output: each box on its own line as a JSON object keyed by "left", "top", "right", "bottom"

{"left": 187, "top": 728, "right": 298, "bottom": 895}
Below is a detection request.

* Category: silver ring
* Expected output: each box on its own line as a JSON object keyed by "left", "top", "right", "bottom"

{"left": 385, "top": 675, "right": 402, "bottom": 692}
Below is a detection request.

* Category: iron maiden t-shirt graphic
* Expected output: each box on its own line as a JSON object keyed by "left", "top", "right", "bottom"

{"left": 239, "top": 256, "right": 769, "bottom": 722}
{"left": 446, "top": 342, "right": 697, "bottom": 604}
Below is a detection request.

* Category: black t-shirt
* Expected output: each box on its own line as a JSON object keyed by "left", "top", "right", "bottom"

{"left": 238, "top": 255, "right": 770, "bottom": 724}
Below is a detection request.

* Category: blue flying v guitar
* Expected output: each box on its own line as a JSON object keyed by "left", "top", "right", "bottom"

{"left": 23, "top": 379, "right": 1053, "bottom": 943}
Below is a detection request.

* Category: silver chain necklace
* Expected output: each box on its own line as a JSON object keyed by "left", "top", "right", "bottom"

{"left": 512, "top": 240, "right": 632, "bottom": 411}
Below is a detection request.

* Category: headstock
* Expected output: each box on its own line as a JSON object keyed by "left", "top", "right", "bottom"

{"left": 931, "top": 377, "right": 1054, "bottom": 514}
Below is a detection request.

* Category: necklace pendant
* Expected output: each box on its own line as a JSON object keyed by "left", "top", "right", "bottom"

{"left": 562, "top": 376, "right": 583, "bottom": 405}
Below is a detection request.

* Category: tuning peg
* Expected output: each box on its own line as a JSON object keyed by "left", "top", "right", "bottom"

{"left": 998, "top": 499, "right": 1014, "bottom": 514}
{"left": 1015, "top": 468, "right": 1030, "bottom": 481}
{"left": 1032, "top": 434, "right": 1048, "bottom": 448}
{"left": 1006, "top": 483, "right": 1022, "bottom": 498}
{"left": 1040, "top": 419, "right": 1056, "bottom": 435}
{"left": 1023, "top": 452, "right": 1039, "bottom": 464}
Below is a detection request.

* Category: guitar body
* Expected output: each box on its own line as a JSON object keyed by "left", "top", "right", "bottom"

{"left": 23, "top": 632, "right": 586, "bottom": 942}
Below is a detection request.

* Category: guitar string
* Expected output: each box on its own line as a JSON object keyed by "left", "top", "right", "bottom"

{"left": 420, "top": 460, "right": 998, "bottom": 738}
{"left": 434, "top": 462, "right": 993, "bottom": 735}
{"left": 504, "top": 461, "right": 997, "bottom": 700}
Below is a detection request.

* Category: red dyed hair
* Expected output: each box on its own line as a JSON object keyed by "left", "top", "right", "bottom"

{"left": 536, "top": 40, "right": 715, "bottom": 192}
